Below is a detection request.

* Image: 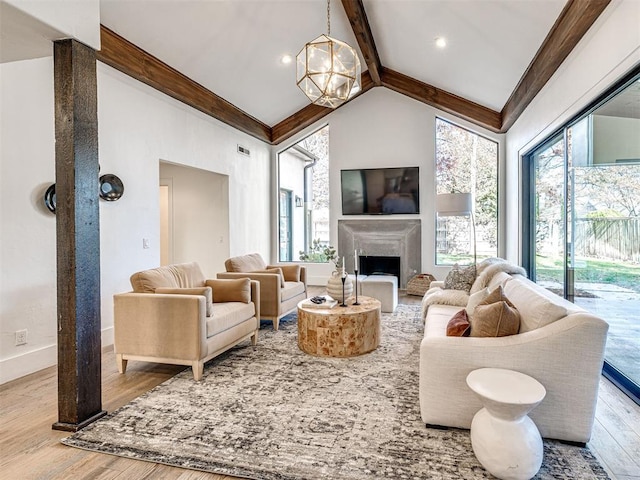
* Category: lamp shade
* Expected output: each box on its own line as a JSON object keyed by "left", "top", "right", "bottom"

{"left": 436, "top": 193, "right": 473, "bottom": 216}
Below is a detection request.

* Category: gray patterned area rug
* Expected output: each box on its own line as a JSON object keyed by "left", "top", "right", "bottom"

{"left": 62, "top": 305, "right": 609, "bottom": 479}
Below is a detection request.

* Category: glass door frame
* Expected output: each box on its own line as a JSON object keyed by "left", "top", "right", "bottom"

{"left": 521, "top": 64, "right": 640, "bottom": 405}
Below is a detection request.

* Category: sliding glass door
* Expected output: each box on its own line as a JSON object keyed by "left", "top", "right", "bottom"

{"left": 524, "top": 69, "right": 640, "bottom": 404}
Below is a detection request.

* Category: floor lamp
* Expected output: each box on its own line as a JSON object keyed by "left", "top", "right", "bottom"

{"left": 436, "top": 193, "right": 477, "bottom": 270}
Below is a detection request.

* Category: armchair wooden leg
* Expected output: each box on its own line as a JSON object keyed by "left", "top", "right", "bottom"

{"left": 273, "top": 318, "right": 279, "bottom": 331}
{"left": 192, "top": 361, "right": 204, "bottom": 381}
{"left": 116, "top": 354, "right": 128, "bottom": 374}
{"left": 251, "top": 330, "right": 259, "bottom": 345}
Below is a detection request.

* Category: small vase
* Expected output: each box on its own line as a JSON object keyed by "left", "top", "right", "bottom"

{"left": 326, "top": 268, "right": 353, "bottom": 304}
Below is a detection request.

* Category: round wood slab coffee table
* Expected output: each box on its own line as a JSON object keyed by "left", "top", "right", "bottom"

{"left": 297, "top": 296, "right": 381, "bottom": 357}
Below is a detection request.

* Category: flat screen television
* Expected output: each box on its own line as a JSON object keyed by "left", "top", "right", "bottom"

{"left": 341, "top": 167, "right": 420, "bottom": 215}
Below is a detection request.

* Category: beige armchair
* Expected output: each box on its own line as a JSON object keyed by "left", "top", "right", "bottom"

{"left": 114, "top": 262, "right": 260, "bottom": 380}
{"left": 217, "top": 253, "right": 307, "bottom": 330}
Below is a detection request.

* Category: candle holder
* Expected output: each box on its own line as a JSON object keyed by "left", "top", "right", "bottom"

{"left": 353, "top": 269, "right": 360, "bottom": 305}
{"left": 340, "top": 275, "right": 347, "bottom": 307}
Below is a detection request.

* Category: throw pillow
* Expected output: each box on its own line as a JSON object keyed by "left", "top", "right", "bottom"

{"left": 255, "top": 268, "right": 285, "bottom": 287}
{"left": 444, "top": 264, "right": 476, "bottom": 293}
{"left": 446, "top": 309, "right": 471, "bottom": 337}
{"left": 465, "top": 287, "right": 489, "bottom": 315}
{"left": 206, "top": 278, "right": 251, "bottom": 304}
{"left": 469, "top": 301, "right": 520, "bottom": 337}
{"left": 155, "top": 286, "right": 213, "bottom": 317}
{"left": 269, "top": 264, "right": 301, "bottom": 282}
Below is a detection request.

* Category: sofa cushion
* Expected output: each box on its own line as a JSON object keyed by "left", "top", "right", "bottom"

{"left": 255, "top": 268, "right": 285, "bottom": 287}
{"left": 206, "top": 278, "right": 251, "bottom": 304}
{"left": 504, "top": 278, "right": 567, "bottom": 333}
{"left": 225, "top": 253, "right": 267, "bottom": 273}
{"left": 206, "top": 302, "right": 256, "bottom": 337}
{"left": 423, "top": 304, "right": 461, "bottom": 338}
{"left": 281, "top": 281, "right": 305, "bottom": 302}
{"left": 446, "top": 309, "right": 470, "bottom": 337}
{"left": 130, "top": 262, "right": 205, "bottom": 292}
{"left": 469, "top": 301, "right": 520, "bottom": 337}
{"left": 487, "top": 271, "right": 513, "bottom": 291}
{"left": 155, "top": 286, "right": 213, "bottom": 317}
{"left": 444, "top": 264, "right": 476, "bottom": 293}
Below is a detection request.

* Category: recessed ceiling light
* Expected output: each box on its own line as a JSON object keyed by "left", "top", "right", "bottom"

{"left": 435, "top": 37, "right": 447, "bottom": 48}
{"left": 281, "top": 54, "right": 293, "bottom": 65}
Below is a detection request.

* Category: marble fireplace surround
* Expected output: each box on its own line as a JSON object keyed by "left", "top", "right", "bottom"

{"left": 338, "top": 219, "right": 421, "bottom": 289}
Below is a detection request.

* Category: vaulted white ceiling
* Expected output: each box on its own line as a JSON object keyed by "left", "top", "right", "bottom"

{"left": 99, "top": 0, "right": 567, "bottom": 127}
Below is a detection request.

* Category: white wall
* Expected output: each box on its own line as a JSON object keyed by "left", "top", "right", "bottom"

{"left": 0, "top": 57, "right": 57, "bottom": 382}
{"left": 505, "top": 0, "right": 640, "bottom": 262}
{"left": 0, "top": 59, "right": 271, "bottom": 384}
{"left": 159, "top": 162, "right": 230, "bottom": 276}
{"left": 593, "top": 115, "right": 640, "bottom": 164}
{"left": 276, "top": 87, "right": 505, "bottom": 284}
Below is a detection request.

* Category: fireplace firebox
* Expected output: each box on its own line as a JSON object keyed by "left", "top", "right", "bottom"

{"left": 359, "top": 256, "right": 400, "bottom": 281}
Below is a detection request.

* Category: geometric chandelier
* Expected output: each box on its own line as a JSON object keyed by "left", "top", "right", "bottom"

{"left": 296, "top": 0, "right": 361, "bottom": 108}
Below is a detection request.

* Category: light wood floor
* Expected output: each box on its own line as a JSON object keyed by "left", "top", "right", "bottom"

{"left": 1, "top": 290, "right": 638, "bottom": 480}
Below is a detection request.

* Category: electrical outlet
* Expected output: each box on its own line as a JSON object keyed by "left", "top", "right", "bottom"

{"left": 143, "top": 238, "right": 150, "bottom": 249}
{"left": 15, "top": 329, "right": 27, "bottom": 346}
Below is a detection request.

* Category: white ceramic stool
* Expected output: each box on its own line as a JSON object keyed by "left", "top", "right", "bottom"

{"left": 466, "top": 368, "right": 546, "bottom": 480}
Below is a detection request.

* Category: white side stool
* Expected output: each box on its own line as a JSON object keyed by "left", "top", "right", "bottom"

{"left": 360, "top": 275, "right": 398, "bottom": 313}
{"left": 466, "top": 368, "right": 546, "bottom": 480}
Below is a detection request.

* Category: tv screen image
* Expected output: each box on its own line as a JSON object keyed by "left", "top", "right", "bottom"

{"left": 341, "top": 167, "right": 419, "bottom": 215}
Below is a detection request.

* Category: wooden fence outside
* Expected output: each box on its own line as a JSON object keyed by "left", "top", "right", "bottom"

{"left": 575, "top": 217, "right": 640, "bottom": 263}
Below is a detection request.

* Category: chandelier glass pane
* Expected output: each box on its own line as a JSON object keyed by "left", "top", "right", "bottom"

{"left": 297, "top": 34, "right": 361, "bottom": 108}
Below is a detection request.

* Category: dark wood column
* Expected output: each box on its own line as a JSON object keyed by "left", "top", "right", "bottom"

{"left": 52, "top": 39, "right": 106, "bottom": 432}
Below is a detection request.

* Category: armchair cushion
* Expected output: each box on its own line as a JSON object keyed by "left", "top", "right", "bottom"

{"left": 255, "top": 268, "right": 285, "bottom": 287}
{"left": 130, "top": 262, "right": 205, "bottom": 292}
{"left": 155, "top": 286, "right": 213, "bottom": 317}
{"left": 281, "top": 281, "right": 306, "bottom": 302}
{"left": 225, "top": 253, "right": 267, "bottom": 272}
{"left": 207, "top": 302, "right": 256, "bottom": 337}
{"left": 206, "top": 278, "right": 251, "bottom": 304}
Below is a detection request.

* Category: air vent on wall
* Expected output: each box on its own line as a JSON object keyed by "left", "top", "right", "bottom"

{"left": 237, "top": 145, "right": 251, "bottom": 156}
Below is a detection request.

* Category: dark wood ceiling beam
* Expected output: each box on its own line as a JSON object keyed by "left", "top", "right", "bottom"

{"left": 381, "top": 68, "right": 502, "bottom": 132}
{"left": 97, "top": 25, "right": 271, "bottom": 143}
{"left": 272, "top": 70, "right": 375, "bottom": 145}
{"left": 341, "top": 0, "right": 382, "bottom": 85}
{"left": 501, "top": 0, "right": 611, "bottom": 131}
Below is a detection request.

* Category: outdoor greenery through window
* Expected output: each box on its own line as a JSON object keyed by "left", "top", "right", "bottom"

{"left": 435, "top": 118, "right": 498, "bottom": 265}
{"left": 278, "top": 126, "right": 330, "bottom": 262}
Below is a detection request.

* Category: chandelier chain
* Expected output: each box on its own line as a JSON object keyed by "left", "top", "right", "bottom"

{"left": 327, "top": 0, "right": 331, "bottom": 36}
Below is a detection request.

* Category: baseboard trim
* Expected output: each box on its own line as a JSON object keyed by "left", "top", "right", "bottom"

{"left": 0, "top": 344, "right": 57, "bottom": 385}
{"left": 0, "top": 326, "right": 115, "bottom": 385}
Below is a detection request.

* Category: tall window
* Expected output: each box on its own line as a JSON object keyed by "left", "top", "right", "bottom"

{"left": 277, "top": 126, "right": 330, "bottom": 262}
{"left": 435, "top": 118, "right": 498, "bottom": 265}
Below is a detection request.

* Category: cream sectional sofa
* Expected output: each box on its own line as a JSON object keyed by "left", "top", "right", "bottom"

{"left": 114, "top": 262, "right": 260, "bottom": 380}
{"left": 420, "top": 268, "right": 609, "bottom": 445}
